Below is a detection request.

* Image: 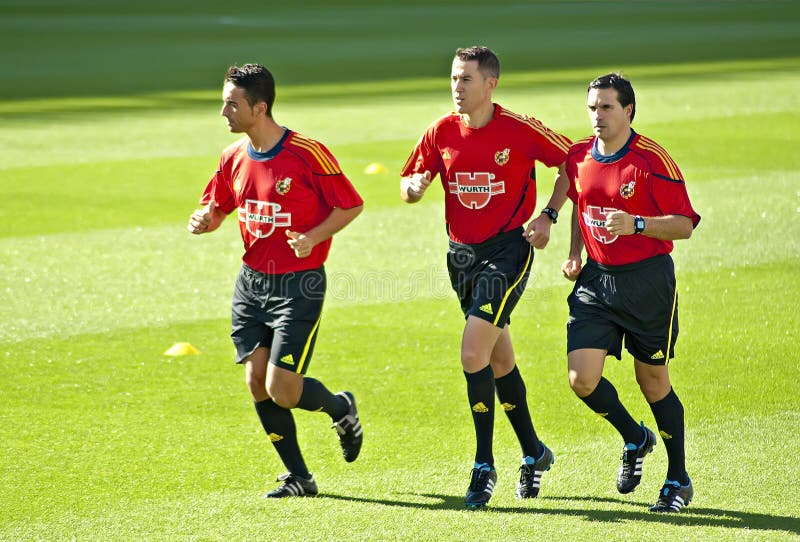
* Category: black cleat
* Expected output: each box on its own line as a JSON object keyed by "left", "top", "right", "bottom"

{"left": 617, "top": 423, "right": 657, "bottom": 494}
{"left": 516, "top": 443, "right": 554, "bottom": 499}
{"left": 264, "top": 473, "right": 318, "bottom": 498}
{"left": 649, "top": 479, "right": 694, "bottom": 512}
{"left": 464, "top": 464, "right": 497, "bottom": 508}
{"left": 332, "top": 391, "right": 363, "bottom": 462}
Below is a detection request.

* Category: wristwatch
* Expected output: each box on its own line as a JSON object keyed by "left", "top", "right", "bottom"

{"left": 541, "top": 207, "right": 558, "bottom": 224}
{"left": 633, "top": 215, "right": 645, "bottom": 234}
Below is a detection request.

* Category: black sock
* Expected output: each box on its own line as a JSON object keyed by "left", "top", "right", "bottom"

{"left": 649, "top": 387, "right": 689, "bottom": 485}
{"left": 579, "top": 377, "right": 643, "bottom": 445}
{"left": 254, "top": 399, "right": 309, "bottom": 478}
{"left": 495, "top": 365, "right": 542, "bottom": 459}
{"left": 296, "top": 377, "right": 348, "bottom": 420}
{"left": 465, "top": 365, "right": 495, "bottom": 466}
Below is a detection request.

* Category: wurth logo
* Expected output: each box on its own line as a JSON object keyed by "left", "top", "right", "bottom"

{"left": 582, "top": 205, "right": 618, "bottom": 244}
{"left": 238, "top": 199, "right": 291, "bottom": 238}
{"left": 448, "top": 172, "right": 505, "bottom": 209}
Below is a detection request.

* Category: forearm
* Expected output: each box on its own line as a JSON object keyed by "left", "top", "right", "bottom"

{"left": 568, "top": 205, "right": 584, "bottom": 259}
{"left": 540, "top": 164, "right": 570, "bottom": 212}
{"left": 305, "top": 205, "right": 363, "bottom": 244}
{"left": 638, "top": 215, "right": 694, "bottom": 240}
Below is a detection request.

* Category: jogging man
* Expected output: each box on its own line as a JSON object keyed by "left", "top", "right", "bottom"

{"left": 188, "top": 63, "right": 364, "bottom": 498}
{"left": 400, "top": 46, "right": 571, "bottom": 508}
{"left": 562, "top": 73, "right": 700, "bottom": 512}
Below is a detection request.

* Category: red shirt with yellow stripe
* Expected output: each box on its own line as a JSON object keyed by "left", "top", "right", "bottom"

{"left": 565, "top": 130, "right": 701, "bottom": 266}
{"left": 401, "top": 103, "right": 571, "bottom": 244}
{"left": 200, "top": 129, "right": 363, "bottom": 274}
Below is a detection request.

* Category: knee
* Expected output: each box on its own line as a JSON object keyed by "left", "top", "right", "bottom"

{"left": 568, "top": 370, "right": 598, "bottom": 398}
{"left": 637, "top": 378, "right": 670, "bottom": 403}
{"left": 461, "top": 347, "right": 488, "bottom": 372}
{"left": 266, "top": 382, "right": 301, "bottom": 409}
{"left": 245, "top": 373, "right": 267, "bottom": 402}
{"left": 635, "top": 368, "right": 671, "bottom": 402}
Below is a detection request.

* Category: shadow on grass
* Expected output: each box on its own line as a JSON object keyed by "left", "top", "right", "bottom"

{"left": 319, "top": 493, "right": 799, "bottom": 535}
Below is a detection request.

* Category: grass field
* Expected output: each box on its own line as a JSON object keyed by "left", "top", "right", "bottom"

{"left": 2, "top": 2, "right": 800, "bottom": 541}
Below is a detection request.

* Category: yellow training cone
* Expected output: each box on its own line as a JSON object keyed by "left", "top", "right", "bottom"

{"left": 364, "top": 162, "right": 387, "bottom": 175}
{"left": 163, "top": 342, "right": 200, "bottom": 356}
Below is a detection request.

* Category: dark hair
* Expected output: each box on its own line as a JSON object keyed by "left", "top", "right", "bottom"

{"left": 454, "top": 46, "right": 500, "bottom": 79}
{"left": 224, "top": 63, "right": 275, "bottom": 116}
{"left": 588, "top": 72, "right": 635, "bottom": 122}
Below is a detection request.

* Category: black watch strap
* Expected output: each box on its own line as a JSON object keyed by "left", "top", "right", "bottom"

{"left": 541, "top": 207, "right": 558, "bottom": 224}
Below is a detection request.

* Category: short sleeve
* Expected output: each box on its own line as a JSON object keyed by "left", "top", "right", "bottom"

{"left": 400, "top": 126, "right": 441, "bottom": 178}
{"left": 199, "top": 157, "right": 237, "bottom": 215}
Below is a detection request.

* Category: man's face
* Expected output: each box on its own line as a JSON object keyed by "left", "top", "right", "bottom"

{"left": 587, "top": 87, "right": 632, "bottom": 142}
{"left": 451, "top": 58, "right": 495, "bottom": 115}
{"left": 220, "top": 82, "right": 258, "bottom": 133}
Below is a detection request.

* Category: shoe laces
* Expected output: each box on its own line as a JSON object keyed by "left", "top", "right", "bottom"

{"left": 619, "top": 448, "right": 638, "bottom": 475}
{"left": 518, "top": 464, "right": 535, "bottom": 485}
{"left": 332, "top": 414, "right": 356, "bottom": 435}
{"left": 469, "top": 468, "right": 492, "bottom": 491}
{"left": 654, "top": 482, "right": 679, "bottom": 502}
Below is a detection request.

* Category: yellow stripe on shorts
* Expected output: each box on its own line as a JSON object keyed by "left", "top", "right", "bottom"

{"left": 493, "top": 245, "right": 533, "bottom": 326}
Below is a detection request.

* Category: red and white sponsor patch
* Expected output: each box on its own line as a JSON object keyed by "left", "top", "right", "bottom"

{"left": 238, "top": 199, "right": 291, "bottom": 238}
{"left": 582, "top": 205, "right": 618, "bottom": 244}
{"left": 448, "top": 172, "right": 505, "bottom": 209}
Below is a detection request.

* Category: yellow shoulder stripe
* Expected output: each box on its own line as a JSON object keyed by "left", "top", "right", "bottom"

{"left": 499, "top": 110, "right": 571, "bottom": 153}
{"left": 290, "top": 134, "right": 340, "bottom": 175}
{"left": 635, "top": 137, "right": 680, "bottom": 180}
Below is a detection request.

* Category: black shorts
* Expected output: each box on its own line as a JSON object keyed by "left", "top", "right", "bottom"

{"left": 446, "top": 227, "right": 533, "bottom": 328}
{"left": 231, "top": 264, "right": 325, "bottom": 374}
{"left": 566, "top": 254, "right": 679, "bottom": 365}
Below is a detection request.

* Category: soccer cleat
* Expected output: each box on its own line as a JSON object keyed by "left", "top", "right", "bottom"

{"left": 464, "top": 464, "right": 497, "bottom": 508}
{"left": 264, "top": 472, "right": 318, "bottom": 498}
{"left": 617, "top": 422, "right": 657, "bottom": 494}
{"left": 649, "top": 478, "right": 694, "bottom": 512}
{"left": 331, "top": 391, "right": 363, "bottom": 462}
{"left": 516, "top": 443, "right": 554, "bottom": 499}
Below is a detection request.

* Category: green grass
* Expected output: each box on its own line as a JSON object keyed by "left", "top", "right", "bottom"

{"left": 2, "top": 2, "right": 800, "bottom": 540}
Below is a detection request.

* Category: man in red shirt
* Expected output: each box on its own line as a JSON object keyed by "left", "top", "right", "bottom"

{"left": 562, "top": 73, "right": 700, "bottom": 512}
{"left": 400, "top": 46, "right": 571, "bottom": 508}
{"left": 188, "top": 64, "right": 364, "bottom": 498}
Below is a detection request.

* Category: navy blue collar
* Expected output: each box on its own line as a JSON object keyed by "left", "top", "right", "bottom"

{"left": 592, "top": 129, "right": 636, "bottom": 163}
{"left": 247, "top": 129, "right": 291, "bottom": 161}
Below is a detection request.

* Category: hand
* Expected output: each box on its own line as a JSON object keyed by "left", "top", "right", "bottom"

{"left": 407, "top": 170, "right": 432, "bottom": 199}
{"left": 561, "top": 257, "right": 582, "bottom": 281}
{"left": 187, "top": 199, "right": 215, "bottom": 234}
{"left": 523, "top": 214, "right": 553, "bottom": 249}
{"left": 605, "top": 211, "right": 634, "bottom": 236}
{"left": 286, "top": 230, "right": 315, "bottom": 258}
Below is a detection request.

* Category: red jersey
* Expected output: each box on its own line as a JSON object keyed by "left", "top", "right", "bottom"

{"left": 200, "top": 130, "right": 363, "bottom": 274}
{"left": 566, "top": 131, "right": 701, "bottom": 266}
{"left": 401, "top": 104, "right": 570, "bottom": 244}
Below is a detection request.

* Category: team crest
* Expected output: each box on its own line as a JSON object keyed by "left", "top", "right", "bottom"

{"left": 276, "top": 177, "right": 292, "bottom": 195}
{"left": 494, "top": 148, "right": 510, "bottom": 166}
{"left": 238, "top": 199, "right": 291, "bottom": 238}
{"left": 619, "top": 180, "right": 635, "bottom": 199}
{"left": 448, "top": 172, "right": 505, "bottom": 209}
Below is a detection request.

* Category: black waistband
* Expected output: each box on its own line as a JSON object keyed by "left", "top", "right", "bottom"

{"left": 448, "top": 227, "right": 525, "bottom": 251}
{"left": 241, "top": 263, "right": 325, "bottom": 279}
{"left": 587, "top": 253, "right": 671, "bottom": 273}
